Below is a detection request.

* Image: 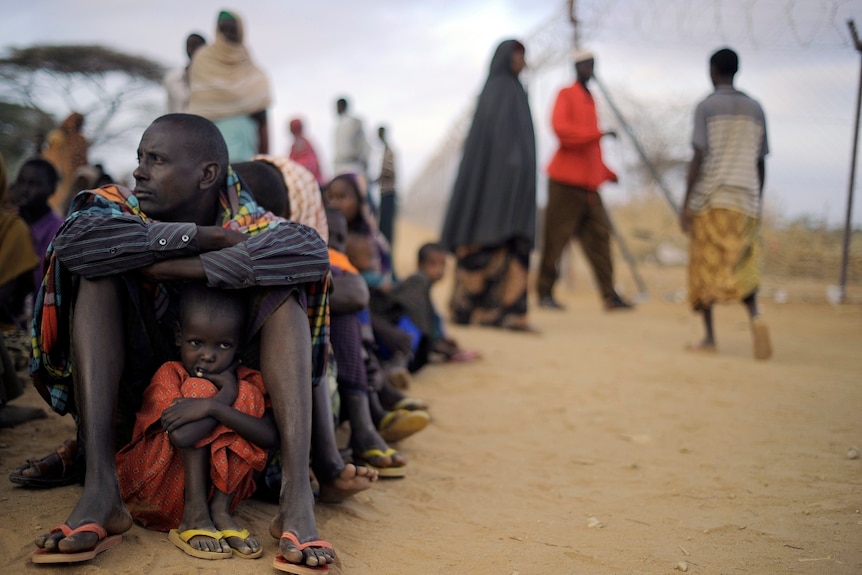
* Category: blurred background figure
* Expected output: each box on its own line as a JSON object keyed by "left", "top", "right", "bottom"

{"left": 187, "top": 10, "right": 272, "bottom": 161}
{"left": 439, "top": 39, "right": 537, "bottom": 332}
{"left": 41, "top": 112, "right": 88, "bottom": 216}
{"left": 375, "top": 125, "right": 397, "bottom": 249}
{"left": 0, "top": 152, "right": 40, "bottom": 371}
{"left": 288, "top": 117, "right": 325, "bottom": 187}
{"left": 163, "top": 32, "right": 206, "bottom": 114}
{"left": 333, "top": 97, "right": 372, "bottom": 212}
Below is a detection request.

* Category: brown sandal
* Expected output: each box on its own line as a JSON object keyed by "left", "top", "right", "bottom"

{"left": 9, "top": 439, "right": 81, "bottom": 488}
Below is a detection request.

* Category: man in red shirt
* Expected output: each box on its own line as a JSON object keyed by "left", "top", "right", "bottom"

{"left": 537, "top": 50, "right": 633, "bottom": 311}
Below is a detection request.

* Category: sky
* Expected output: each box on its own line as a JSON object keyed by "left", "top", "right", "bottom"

{"left": 2, "top": 0, "right": 861, "bottom": 227}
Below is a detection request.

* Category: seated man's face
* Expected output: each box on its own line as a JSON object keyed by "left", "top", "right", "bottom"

{"left": 133, "top": 123, "right": 209, "bottom": 222}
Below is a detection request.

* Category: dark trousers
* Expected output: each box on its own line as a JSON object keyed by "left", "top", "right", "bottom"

{"left": 378, "top": 191, "right": 396, "bottom": 247}
{"left": 537, "top": 180, "right": 615, "bottom": 301}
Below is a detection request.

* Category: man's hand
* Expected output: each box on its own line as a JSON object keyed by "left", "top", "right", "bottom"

{"left": 196, "top": 225, "right": 248, "bottom": 251}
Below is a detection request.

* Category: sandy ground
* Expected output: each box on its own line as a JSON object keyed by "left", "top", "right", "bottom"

{"left": 1, "top": 220, "right": 860, "bottom": 575}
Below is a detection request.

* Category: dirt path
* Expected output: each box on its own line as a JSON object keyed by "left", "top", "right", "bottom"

{"left": 2, "top": 223, "right": 860, "bottom": 575}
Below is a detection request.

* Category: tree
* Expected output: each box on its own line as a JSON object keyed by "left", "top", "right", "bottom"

{"left": 0, "top": 44, "right": 166, "bottom": 166}
{"left": 0, "top": 101, "right": 55, "bottom": 171}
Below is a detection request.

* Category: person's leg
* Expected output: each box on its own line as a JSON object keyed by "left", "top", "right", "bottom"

{"left": 177, "top": 447, "right": 230, "bottom": 554}
{"left": 342, "top": 390, "right": 406, "bottom": 466}
{"left": 310, "top": 370, "right": 378, "bottom": 503}
{"left": 210, "top": 488, "right": 261, "bottom": 556}
{"left": 744, "top": 290, "right": 772, "bottom": 360}
{"left": 261, "top": 295, "right": 341, "bottom": 568}
{"left": 36, "top": 276, "right": 133, "bottom": 553}
{"left": 699, "top": 306, "right": 716, "bottom": 349}
{"left": 577, "top": 192, "right": 618, "bottom": 304}
{"left": 537, "top": 180, "right": 580, "bottom": 304}
{"left": 378, "top": 192, "right": 396, "bottom": 247}
{"left": 742, "top": 291, "right": 759, "bottom": 319}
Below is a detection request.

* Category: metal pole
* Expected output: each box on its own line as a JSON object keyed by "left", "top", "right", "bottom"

{"left": 840, "top": 20, "right": 862, "bottom": 303}
{"left": 592, "top": 74, "right": 681, "bottom": 215}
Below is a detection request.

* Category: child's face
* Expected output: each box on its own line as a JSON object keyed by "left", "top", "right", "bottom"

{"left": 11, "top": 164, "right": 54, "bottom": 209}
{"left": 324, "top": 178, "right": 360, "bottom": 223}
{"left": 176, "top": 308, "right": 241, "bottom": 378}
{"left": 420, "top": 250, "right": 447, "bottom": 283}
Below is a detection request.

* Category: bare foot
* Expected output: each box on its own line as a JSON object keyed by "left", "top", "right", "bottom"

{"left": 317, "top": 463, "right": 378, "bottom": 503}
{"left": 685, "top": 340, "right": 717, "bottom": 354}
{"left": 35, "top": 483, "right": 133, "bottom": 554}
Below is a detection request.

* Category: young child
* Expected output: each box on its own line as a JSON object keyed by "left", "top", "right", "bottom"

{"left": 116, "top": 282, "right": 276, "bottom": 560}
{"left": 391, "top": 242, "right": 481, "bottom": 364}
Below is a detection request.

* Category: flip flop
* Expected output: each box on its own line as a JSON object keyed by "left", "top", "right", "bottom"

{"left": 356, "top": 447, "right": 407, "bottom": 478}
{"left": 751, "top": 317, "right": 773, "bottom": 360}
{"left": 221, "top": 528, "right": 264, "bottom": 559}
{"left": 684, "top": 342, "right": 717, "bottom": 354}
{"left": 378, "top": 408, "right": 430, "bottom": 443}
{"left": 391, "top": 397, "right": 430, "bottom": 411}
{"left": 168, "top": 528, "right": 232, "bottom": 560}
{"left": 32, "top": 523, "right": 122, "bottom": 564}
{"left": 273, "top": 531, "right": 333, "bottom": 574}
{"left": 448, "top": 349, "right": 482, "bottom": 362}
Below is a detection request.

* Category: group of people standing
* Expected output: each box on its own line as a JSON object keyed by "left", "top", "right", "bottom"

{"left": 441, "top": 39, "right": 771, "bottom": 360}
{"left": 162, "top": 10, "right": 400, "bottom": 254}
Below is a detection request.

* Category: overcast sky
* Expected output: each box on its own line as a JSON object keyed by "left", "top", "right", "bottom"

{"left": 2, "top": 0, "right": 860, "bottom": 226}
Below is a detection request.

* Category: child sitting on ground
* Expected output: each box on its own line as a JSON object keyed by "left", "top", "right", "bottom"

{"left": 390, "top": 242, "right": 481, "bottom": 364}
{"left": 116, "top": 282, "right": 276, "bottom": 561}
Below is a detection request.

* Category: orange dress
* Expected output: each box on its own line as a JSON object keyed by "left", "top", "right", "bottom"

{"left": 116, "top": 362, "right": 269, "bottom": 531}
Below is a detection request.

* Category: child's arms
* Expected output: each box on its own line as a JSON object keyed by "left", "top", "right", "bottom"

{"left": 161, "top": 364, "right": 239, "bottom": 447}
{"left": 202, "top": 405, "right": 278, "bottom": 449}
{"left": 161, "top": 365, "right": 277, "bottom": 449}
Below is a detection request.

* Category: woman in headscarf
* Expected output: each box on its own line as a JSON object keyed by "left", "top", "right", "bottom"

{"left": 187, "top": 10, "right": 272, "bottom": 162}
{"left": 440, "top": 39, "right": 537, "bottom": 331}
{"left": 41, "top": 112, "right": 89, "bottom": 215}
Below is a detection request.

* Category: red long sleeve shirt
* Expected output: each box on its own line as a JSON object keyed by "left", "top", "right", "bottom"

{"left": 545, "top": 81, "right": 616, "bottom": 192}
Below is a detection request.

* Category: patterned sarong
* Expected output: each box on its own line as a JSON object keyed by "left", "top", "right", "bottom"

{"left": 687, "top": 208, "right": 760, "bottom": 310}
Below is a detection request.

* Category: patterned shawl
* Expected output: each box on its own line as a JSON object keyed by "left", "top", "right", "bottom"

{"left": 31, "top": 167, "right": 326, "bottom": 415}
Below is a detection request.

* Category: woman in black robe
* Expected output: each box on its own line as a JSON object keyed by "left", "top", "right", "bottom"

{"left": 440, "top": 39, "right": 536, "bottom": 331}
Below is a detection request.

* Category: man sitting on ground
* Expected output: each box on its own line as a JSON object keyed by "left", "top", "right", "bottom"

{"left": 28, "top": 113, "right": 372, "bottom": 570}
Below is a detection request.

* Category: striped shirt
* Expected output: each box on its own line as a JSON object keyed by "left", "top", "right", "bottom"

{"left": 32, "top": 176, "right": 330, "bottom": 414}
{"left": 689, "top": 85, "right": 768, "bottom": 218}
{"left": 51, "top": 189, "right": 329, "bottom": 288}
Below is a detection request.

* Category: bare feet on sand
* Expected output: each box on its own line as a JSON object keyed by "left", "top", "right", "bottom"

{"left": 317, "top": 462, "right": 378, "bottom": 503}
